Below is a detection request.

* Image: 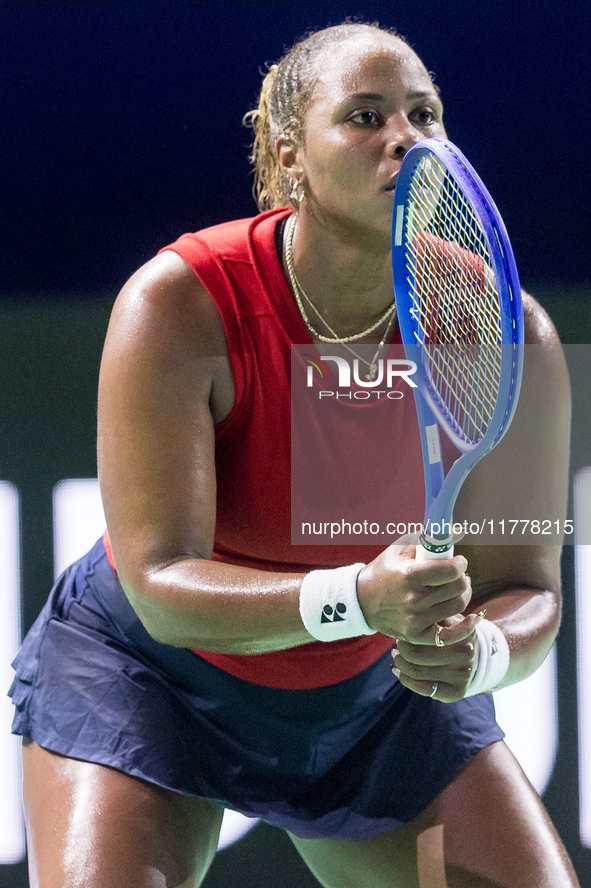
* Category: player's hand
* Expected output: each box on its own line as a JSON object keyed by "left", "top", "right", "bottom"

{"left": 356, "top": 544, "right": 472, "bottom": 642}
{"left": 390, "top": 612, "right": 486, "bottom": 702}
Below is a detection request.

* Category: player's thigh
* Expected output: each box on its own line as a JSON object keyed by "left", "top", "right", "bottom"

{"left": 289, "top": 741, "right": 580, "bottom": 888}
{"left": 22, "top": 738, "right": 224, "bottom": 888}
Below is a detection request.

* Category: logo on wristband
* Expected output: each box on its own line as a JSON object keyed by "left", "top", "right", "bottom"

{"left": 321, "top": 603, "right": 347, "bottom": 624}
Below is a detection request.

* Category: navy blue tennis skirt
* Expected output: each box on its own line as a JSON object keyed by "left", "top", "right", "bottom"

{"left": 9, "top": 538, "right": 504, "bottom": 840}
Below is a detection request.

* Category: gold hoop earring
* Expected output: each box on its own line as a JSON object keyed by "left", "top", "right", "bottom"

{"left": 289, "top": 178, "right": 305, "bottom": 203}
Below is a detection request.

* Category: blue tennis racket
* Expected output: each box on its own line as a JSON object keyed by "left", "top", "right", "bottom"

{"left": 391, "top": 138, "right": 524, "bottom": 559}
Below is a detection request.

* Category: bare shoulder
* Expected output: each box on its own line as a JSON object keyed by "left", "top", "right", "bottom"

{"left": 102, "top": 250, "right": 234, "bottom": 423}
{"left": 520, "top": 290, "right": 569, "bottom": 396}
{"left": 522, "top": 291, "right": 561, "bottom": 345}
{"left": 106, "top": 249, "right": 227, "bottom": 359}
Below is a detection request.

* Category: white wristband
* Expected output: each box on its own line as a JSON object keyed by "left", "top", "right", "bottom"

{"left": 465, "top": 619, "right": 510, "bottom": 696}
{"left": 299, "top": 563, "right": 375, "bottom": 642}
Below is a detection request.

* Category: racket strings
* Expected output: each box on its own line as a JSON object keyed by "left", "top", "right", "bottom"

{"left": 407, "top": 160, "right": 502, "bottom": 343}
{"left": 404, "top": 156, "right": 503, "bottom": 444}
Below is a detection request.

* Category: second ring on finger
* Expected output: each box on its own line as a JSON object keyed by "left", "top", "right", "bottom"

{"left": 391, "top": 653, "right": 462, "bottom": 685}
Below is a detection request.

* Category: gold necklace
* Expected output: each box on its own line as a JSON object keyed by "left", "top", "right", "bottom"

{"left": 285, "top": 214, "right": 396, "bottom": 344}
{"left": 341, "top": 307, "right": 397, "bottom": 381}
{"left": 284, "top": 215, "right": 397, "bottom": 381}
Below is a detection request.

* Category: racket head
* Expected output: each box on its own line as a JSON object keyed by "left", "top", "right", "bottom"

{"left": 392, "top": 138, "right": 524, "bottom": 452}
{"left": 391, "top": 138, "right": 524, "bottom": 544}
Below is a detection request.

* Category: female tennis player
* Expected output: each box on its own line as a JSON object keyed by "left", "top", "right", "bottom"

{"left": 11, "top": 22, "right": 578, "bottom": 888}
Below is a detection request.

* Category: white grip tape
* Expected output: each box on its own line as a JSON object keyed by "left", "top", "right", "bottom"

{"left": 416, "top": 543, "right": 454, "bottom": 561}
{"left": 465, "top": 619, "right": 510, "bottom": 696}
{"left": 299, "top": 563, "right": 375, "bottom": 642}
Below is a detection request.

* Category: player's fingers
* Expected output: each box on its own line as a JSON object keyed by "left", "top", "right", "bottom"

{"left": 394, "top": 637, "right": 475, "bottom": 666}
{"left": 418, "top": 589, "right": 472, "bottom": 626}
{"left": 392, "top": 674, "right": 469, "bottom": 703}
{"left": 394, "top": 597, "right": 469, "bottom": 643}
{"left": 391, "top": 653, "right": 473, "bottom": 690}
{"left": 391, "top": 658, "right": 475, "bottom": 702}
{"left": 430, "top": 610, "right": 487, "bottom": 646}
{"left": 384, "top": 544, "right": 468, "bottom": 578}
{"left": 417, "top": 573, "right": 472, "bottom": 611}
{"left": 407, "top": 556, "right": 469, "bottom": 591}
{"left": 400, "top": 609, "right": 484, "bottom": 647}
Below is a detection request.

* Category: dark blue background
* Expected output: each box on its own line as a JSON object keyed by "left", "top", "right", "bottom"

{"left": 2, "top": 0, "right": 590, "bottom": 297}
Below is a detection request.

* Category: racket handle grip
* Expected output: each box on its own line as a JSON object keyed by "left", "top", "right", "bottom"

{"left": 416, "top": 535, "right": 454, "bottom": 561}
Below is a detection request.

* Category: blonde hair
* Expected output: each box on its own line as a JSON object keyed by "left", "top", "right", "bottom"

{"left": 243, "top": 22, "right": 407, "bottom": 211}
